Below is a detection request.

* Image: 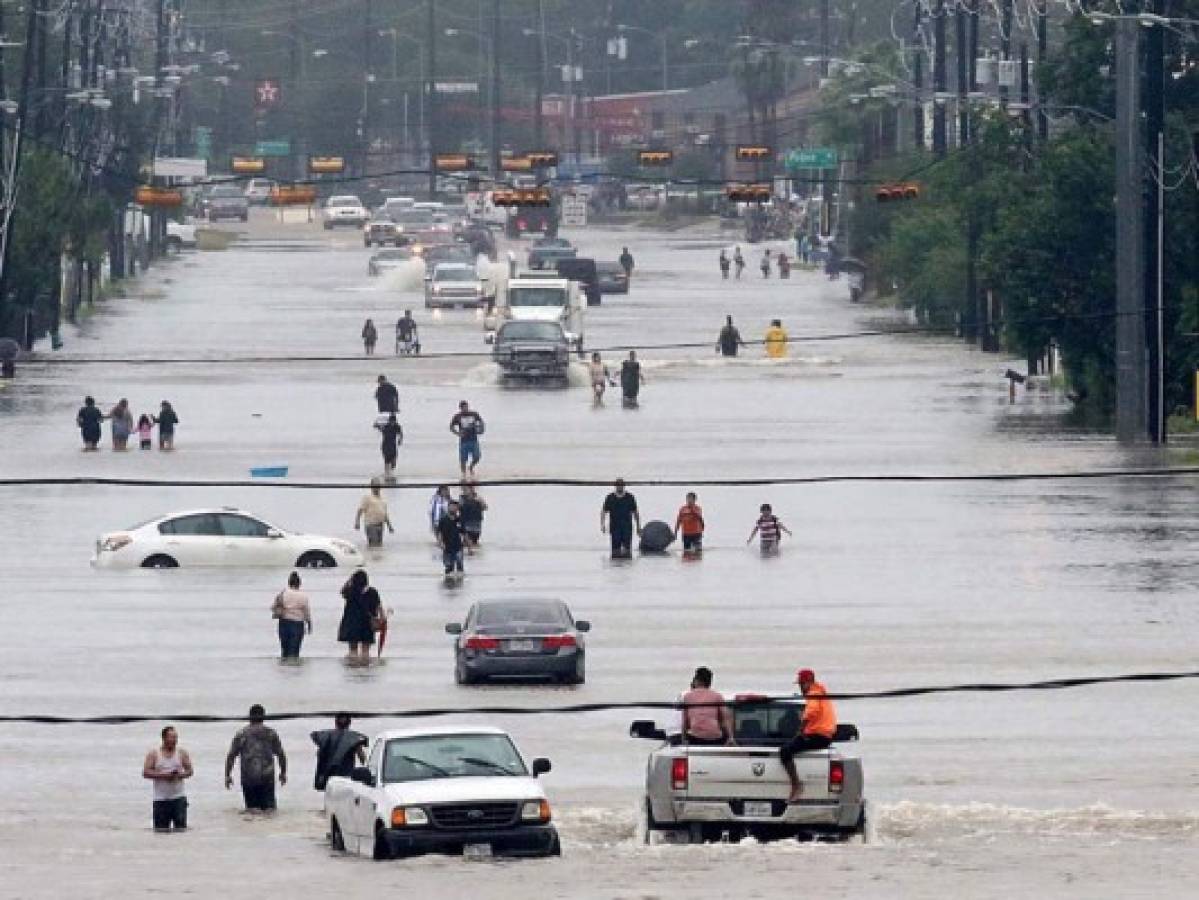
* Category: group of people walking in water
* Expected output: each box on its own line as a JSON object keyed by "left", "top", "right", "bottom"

{"left": 75, "top": 397, "right": 179, "bottom": 451}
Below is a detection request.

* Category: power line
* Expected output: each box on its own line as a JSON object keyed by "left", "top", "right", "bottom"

{"left": 3, "top": 668, "right": 1196, "bottom": 725}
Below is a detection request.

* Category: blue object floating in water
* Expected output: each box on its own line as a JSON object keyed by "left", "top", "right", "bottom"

{"left": 250, "top": 466, "right": 288, "bottom": 478}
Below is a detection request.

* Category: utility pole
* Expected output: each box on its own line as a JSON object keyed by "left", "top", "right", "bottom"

{"left": 1036, "top": 1, "right": 1048, "bottom": 141}
{"left": 999, "top": 0, "right": 1012, "bottom": 108}
{"left": 489, "top": 0, "right": 501, "bottom": 178}
{"left": 912, "top": 5, "right": 924, "bottom": 149}
{"left": 426, "top": 0, "right": 437, "bottom": 197}
{"left": 361, "top": 0, "right": 373, "bottom": 178}
{"left": 569, "top": 30, "right": 580, "bottom": 164}
{"left": 819, "top": 0, "right": 830, "bottom": 77}
{"left": 932, "top": 0, "right": 946, "bottom": 156}
{"left": 291, "top": 0, "right": 301, "bottom": 181}
{"left": 1114, "top": 18, "right": 1147, "bottom": 442}
{"left": 955, "top": 3, "right": 968, "bottom": 147}
{"left": 1143, "top": 1, "right": 1165, "bottom": 444}
{"left": 533, "top": 0, "right": 544, "bottom": 149}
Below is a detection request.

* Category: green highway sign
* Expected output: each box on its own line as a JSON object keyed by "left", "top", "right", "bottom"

{"left": 254, "top": 139, "right": 291, "bottom": 157}
{"left": 785, "top": 148, "right": 838, "bottom": 170}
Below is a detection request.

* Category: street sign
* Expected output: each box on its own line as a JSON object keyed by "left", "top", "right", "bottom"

{"left": 152, "top": 157, "right": 207, "bottom": 178}
{"left": 434, "top": 81, "right": 478, "bottom": 94}
{"left": 560, "top": 194, "right": 588, "bottom": 227}
{"left": 785, "top": 148, "right": 838, "bottom": 170}
{"left": 254, "top": 139, "right": 291, "bottom": 157}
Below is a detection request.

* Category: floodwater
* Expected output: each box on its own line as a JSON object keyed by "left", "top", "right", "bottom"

{"left": 1, "top": 211, "right": 1197, "bottom": 899}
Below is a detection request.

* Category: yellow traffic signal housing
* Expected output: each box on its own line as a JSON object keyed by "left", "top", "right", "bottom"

{"left": 494, "top": 188, "right": 552, "bottom": 207}
{"left": 638, "top": 149, "right": 673, "bottom": 166}
{"left": 725, "top": 183, "right": 771, "bottom": 203}
{"left": 736, "top": 145, "right": 772, "bottom": 162}
{"left": 527, "top": 151, "right": 558, "bottom": 168}
{"left": 435, "top": 153, "right": 476, "bottom": 171}
{"left": 231, "top": 156, "right": 266, "bottom": 174}
{"left": 270, "top": 184, "right": 317, "bottom": 206}
{"left": 309, "top": 156, "right": 346, "bottom": 174}
{"left": 876, "top": 182, "right": 921, "bottom": 202}
{"left": 134, "top": 186, "right": 184, "bottom": 207}
{"left": 501, "top": 156, "right": 533, "bottom": 172}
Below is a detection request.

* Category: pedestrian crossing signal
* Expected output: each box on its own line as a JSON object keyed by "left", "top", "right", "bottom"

{"left": 638, "top": 149, "right": 673, "bottom": 166}
{"left": 875, "top": 182, "right": 920, "bottom": 202}
{"left": 435, "top": 153, "right": 476, "bottom": 172}
{"left": 736, "top": 145, "right": 772, "bottom": 162}
{"left": 493, "top": 188, "right": 553, "bottom": 207}
{"left": 725, "top": 183, "right": 771, "bottom": 203}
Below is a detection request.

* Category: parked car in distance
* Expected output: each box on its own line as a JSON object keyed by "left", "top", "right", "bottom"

{"left": 369, "top": 247, "right": 414, "bottom": 276}
{"left": 322, "top": 195, "right": 369, "bottom": 230}
{"left": 631, "top": 694, "right": 866, "bottom": 844}
{"left": 364, "top": 217, "right": 405, "bottom": 247}
{"left": 325, "top": 726, "right": 560, "bottom": 860}
{"left": 446, "top": 598, "right": 589, "bottom": 683}
{"left": 425, "top": 262, "right": 491, "bottom": 309}
{"left": 555, "top": 257, "right": 602, "bottom": 306}
{"left": 378, "top": 197, "right": 416, "bottom": 218}
{"left": 595, "top": 261, "right": 630, "bottom": 294}
{"left": 166, "top": 218, "right": 197, "bottom": 250}
{"left": 244, "top": 178, "right": 276, "bottom": 205}
{"left": 207, "top": 184, "right": 249, "bottom": 222}
{"left": 91, "top": 508, "right": 364, "bottom": 570}
{"left": 527, "top": 241, "right": 576, "bottom": 270}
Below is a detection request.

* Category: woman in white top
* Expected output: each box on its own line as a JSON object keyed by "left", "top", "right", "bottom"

{"left": 271, "top": 571, "right": 312, "bottom": 660}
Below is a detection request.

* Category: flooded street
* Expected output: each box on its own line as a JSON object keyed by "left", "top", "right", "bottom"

{"left": 2, "top": 212, "right": 1197, "bottom": 898}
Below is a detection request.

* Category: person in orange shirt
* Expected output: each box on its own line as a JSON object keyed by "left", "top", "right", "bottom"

{"left": 673, "top": 492, "right": 705, "bottom": 556}
{"left": 780, "top": 668, "right": 837, "bottom": 803}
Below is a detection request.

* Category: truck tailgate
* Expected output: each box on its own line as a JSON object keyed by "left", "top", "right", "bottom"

{"left": 683, "top": 747, "right": 834, "bottom": 801}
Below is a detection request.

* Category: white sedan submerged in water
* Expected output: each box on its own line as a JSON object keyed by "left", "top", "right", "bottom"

{"left": 91, "top": 508, "right": 364, "bottom": 569}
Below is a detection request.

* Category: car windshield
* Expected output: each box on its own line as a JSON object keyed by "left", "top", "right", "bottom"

{"left": 508, "top": 287, "right": 566, "bottom": 308}
{"left": 210, "top": 186, "right": 241, "bottom": 198}
{"left": 497, "top": 322, "right": 564, "bottom": 342}
{"left": 475, "top": 601, "right": 568, "bottom": 632}
{"left": 375, "top": 249, "right": 411, "bottom": 260}
{"left": 328, "top": 196, "right": 361, "bottom": 207}
{"left": 435, "top": 267, "right": 476, "bottom": 282}
{"left": 394, "top": 209, "right": 435, "bottom": 224}
{"left": 381, "top": 734, "right": 527, "bottom": 783}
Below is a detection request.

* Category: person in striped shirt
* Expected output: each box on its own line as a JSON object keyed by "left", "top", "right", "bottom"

{"left": 747, "top": 503, "right": 791, "bottom": 554}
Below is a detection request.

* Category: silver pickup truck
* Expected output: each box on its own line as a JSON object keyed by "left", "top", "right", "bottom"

{"left": 630, "top": 693, "right": 866, "bottom": 844}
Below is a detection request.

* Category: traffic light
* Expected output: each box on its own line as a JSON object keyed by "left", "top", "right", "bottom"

{"left": 308, "top": 156, "right": 346, "bottom": 174}
{"left": 875, "top": 182, "right": 921, "bottom": 202}
{"left": 231, "top": 156, "right": 265, "bottom": 174}
{"left": 501, "top": 156, "right": 533, "bottom": 172}
{"left": 527, "top": 151, "right": 558, "bottom": 168}
{"left": 735, "top": 145, "right": 772, "bottom": 162}
{"left": 134, "top": 186, "right": 184, "bottom": 207}
{"left": 725, "top": 183, "right": 771, "bottom": 203}
{"left": 270, "top": 184, "right": 317, "bottom": 206}
{"left": 435, "top": 153, "right": 477, "bottom": 172}
{"left": 638, "top": 149, "right": 673, "bottom": 166}
{"left": 493, "top": 188, "right": 553, "bottom": 208}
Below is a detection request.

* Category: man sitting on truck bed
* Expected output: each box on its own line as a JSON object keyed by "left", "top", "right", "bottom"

{"left": 780, "top": 668, "right": 837, "bottom": 802}
{"left": 680, "top": 667, "right": 735, "bottom": 746}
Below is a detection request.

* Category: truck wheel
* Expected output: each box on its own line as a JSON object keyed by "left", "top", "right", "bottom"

{"left": 455, "top": 656, "right": 477, "bottom": 685}
{"left": 329, "top": 818, "right": 346, "bottom": 852}
{"left": 372, "top": 823, "right": 390, "bottom": 860}
{"left": 844, "top": 802, "right": 871, "bottom": 844}
{"left": 687, "top": 823, "right": 706, "bottom": 845}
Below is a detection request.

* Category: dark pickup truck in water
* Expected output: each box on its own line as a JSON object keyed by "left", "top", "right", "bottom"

{"left": 492, "top": 320, "right": 571, "bottom": 386}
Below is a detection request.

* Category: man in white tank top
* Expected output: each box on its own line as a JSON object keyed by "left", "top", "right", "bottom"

{"left": 142, "top": 725, "right": 193, "bottom": 832}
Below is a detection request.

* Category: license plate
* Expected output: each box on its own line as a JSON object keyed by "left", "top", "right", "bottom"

{"left": 505, "top": 639, "right": 539, "bottom": 652}
{"left": 463, "top": 843, "right": 492, "bottom": 859}
{"left": 743, "top": 801, "right": 773, "bottom": 818}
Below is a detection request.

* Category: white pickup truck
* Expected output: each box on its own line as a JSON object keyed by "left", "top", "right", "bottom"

{"left": 631, "top": 693, "right": 866, "bottom": 844}
{"left": 324, "top": 725, "right": 560, "bottom": 860}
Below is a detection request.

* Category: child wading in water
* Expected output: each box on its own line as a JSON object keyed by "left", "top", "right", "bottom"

{"left": 747, "top": 503, "right": 791, "bottom": 554}
{"left": 137, "top": 414, "right": 154, "bottom": 450}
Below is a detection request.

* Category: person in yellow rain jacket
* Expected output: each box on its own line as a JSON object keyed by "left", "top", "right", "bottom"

{"left": 764, "top": 319, "right": 788, "bottom": 358}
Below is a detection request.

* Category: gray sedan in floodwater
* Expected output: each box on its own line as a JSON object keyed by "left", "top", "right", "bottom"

{"left": 446, "top": 599, "right": 590, "bottom": 685}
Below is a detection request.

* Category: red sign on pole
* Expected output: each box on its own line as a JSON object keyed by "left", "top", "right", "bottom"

{"left": 255, "top": 79, "right": 281, "bottom": 109}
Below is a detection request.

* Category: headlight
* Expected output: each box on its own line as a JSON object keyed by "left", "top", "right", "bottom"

{"left": 521, "top": 800, "right": 551, "bottom": 823}
{"left": 391, "top": 806, "right": 429, "bottom": 827}
{"left": 101, "top": 535, "right": 131, "bottom": 552}
{"left": 330, "top": 540, "right": 357, "bottom": 555}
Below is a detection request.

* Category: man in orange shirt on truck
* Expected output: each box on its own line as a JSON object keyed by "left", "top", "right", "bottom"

{"left": 780, "top": 668, "right": 837, "bottom": 803}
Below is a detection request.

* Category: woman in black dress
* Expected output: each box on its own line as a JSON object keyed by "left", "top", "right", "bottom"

{"left": 377, "top": 413, "right": 402, "bottom": 479}
{"left": 337, "top": 570, "right": 381, "bottom": 665}
{"left": 76, "top": 396, "right": 103, "bottom": 451}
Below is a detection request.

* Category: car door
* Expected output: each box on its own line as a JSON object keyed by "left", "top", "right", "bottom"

{"left": 348, "top": 740, "right": 386, "bottom": 853}
{"left": 217, "top": 514, "right": 290, "bottom": 566}
{"left": 156, "top": 513, "right": 225, "bottom": 565}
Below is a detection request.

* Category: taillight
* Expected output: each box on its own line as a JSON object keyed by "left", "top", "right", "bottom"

{"left": 829, "top": 760, "right": 844, "bottom": 793}
{"left": 517, "top": 219, "right": 526, "bottom": 229}
{"left": 464, "top": 636, "right": 499, "bottom": 650}
{"left": 542, "top": 634, "right": 577, "bottom": 650}
{"left": 670, "top": 757, "right": 688, "bottom": 791}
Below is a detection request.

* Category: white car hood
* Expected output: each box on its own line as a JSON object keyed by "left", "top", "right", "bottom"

{"left": 380, "top": 776, "right": 545, "bottom": 806}
{"left": 508, "top": 307, "right": 565, "bottom": 323}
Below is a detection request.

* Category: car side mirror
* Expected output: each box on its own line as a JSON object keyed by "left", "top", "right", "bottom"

{"left": 424, "top": 275, "right": 432, "bottom": 281}
{"left": 630, "top": 720, "right": 667, "bottom": 741}
{"left": 266, "top": 528, "right": 283, "bottom": 539}
{"left": 574, "top": 620, "right": 591, "bottom": 633}
{"left": 531, "top": 758, "right": 551, "bottom": 777}
{"left": 444, "top": 622, "right": 463, "bottom": 635}
{"left": 350, "top": 766, "right": 375, "bottom": 786}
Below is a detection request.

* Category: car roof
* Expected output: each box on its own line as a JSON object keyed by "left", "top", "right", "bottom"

{"left": 375, "top": 725, "right": 509, "bottom": 741}
{"left": 152, "top": 508, "right": 259, "bottom": 520}
{"left": 328, "top": 195, "right": 362, "bottom": 204}
{"left": 434, "top": 262, "right": 475, "bottom": 272}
